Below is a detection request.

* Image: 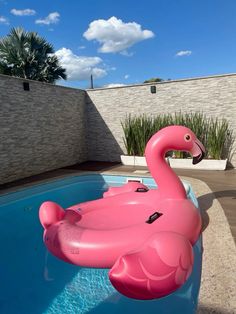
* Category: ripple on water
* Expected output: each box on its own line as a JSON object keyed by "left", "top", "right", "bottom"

{"left": 45, "top": 268, "right": 117, "bottom": 314}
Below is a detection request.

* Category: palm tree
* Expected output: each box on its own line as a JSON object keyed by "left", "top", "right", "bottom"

{"left": 0, "top": 27, "right": 66, "bottom": 83}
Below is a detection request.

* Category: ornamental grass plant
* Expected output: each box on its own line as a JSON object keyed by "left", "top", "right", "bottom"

{"left": 207, "top": 118, "right": 234, "bottom": 160}
{"left": 121, "top": 112, "right": 234, "bottom": 160}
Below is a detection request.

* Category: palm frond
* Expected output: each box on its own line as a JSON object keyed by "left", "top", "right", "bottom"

{"left": 0, "top": 27, "right": 66, "bottom": 83}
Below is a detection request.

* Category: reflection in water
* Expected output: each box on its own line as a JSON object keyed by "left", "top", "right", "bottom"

{"left": 44, "top": 251, "right": 54, "bottom": 282}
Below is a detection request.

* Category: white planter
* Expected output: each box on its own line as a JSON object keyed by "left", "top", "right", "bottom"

{"left": 169, "top": 158, "right": 227, "bottom": 170}
{"left": 120, "top": 155, "right": 147, "bottom": 167}
{"left": 120, "top": 155, "right": 228, "bottom": 170}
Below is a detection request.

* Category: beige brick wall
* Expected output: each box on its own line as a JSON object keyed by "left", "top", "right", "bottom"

{"left": 86, "top": 74, "right": 236, "bottom": 167}
{"left": 0, "top": 75, "right": 87, "bottom": 184}
{"left": 0, "top": 73, "right": 235, "bottom": 185}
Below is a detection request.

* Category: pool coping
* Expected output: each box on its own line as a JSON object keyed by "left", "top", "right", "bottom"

{"left": 181, "top": 176, "right": 236, "bottom": 314}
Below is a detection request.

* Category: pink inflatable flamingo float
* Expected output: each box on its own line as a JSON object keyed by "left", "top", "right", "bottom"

{"left": 39, "top": 125, "right": 205, "bottom": 300}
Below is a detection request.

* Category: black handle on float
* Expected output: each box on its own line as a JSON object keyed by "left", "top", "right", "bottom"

{"left": 146, "top": 212, "right": 163, "bottom": 224}
{"left": 136, "top": 188, "right": 149, "bottom": 192}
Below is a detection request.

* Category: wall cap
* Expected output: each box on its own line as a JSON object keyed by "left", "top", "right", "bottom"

{"left": 86, "top": 72, "right": 236, "bottom": 92}
{"left": 0, "top": 73, "right": 85, "bottom": 92}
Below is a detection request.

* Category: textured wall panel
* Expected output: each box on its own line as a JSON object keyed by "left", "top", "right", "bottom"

{"left": 87, "top": 74, "right": 236, "bottom": 167}
{"left": 0, "top": 75, "right": 87, "bottom": 184}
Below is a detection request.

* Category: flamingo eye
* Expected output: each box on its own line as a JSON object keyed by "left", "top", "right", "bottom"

{"left": 184, "top": 134, "right": 191, "bottom": 142}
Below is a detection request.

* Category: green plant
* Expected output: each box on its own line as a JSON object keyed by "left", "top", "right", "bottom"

{"left": 121, "top": 114, "right": 154, "bottom": 156}
{"left": 121, "top": 112, "right": 234, "bottom": 160}
{"left": 207, "top": 118, "right": 234, "bottom": 159}
{"left": 0, "top": 27, "right": 66, "bottom": 83}
{"left": 121, "top": 115, "right": 135, "bottom": 155}
{"left": 143, "top": 77, "right": 163, "bottom": 83}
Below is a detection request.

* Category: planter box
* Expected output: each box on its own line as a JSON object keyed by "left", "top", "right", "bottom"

{"left": 120, "top": 155, "right": 147, "bottom": 167}
{"left": 120, "top": 155, "right": 227, "bottom": 170}
{"left": 169, "top": 158, "right": 227, "bottom": 170}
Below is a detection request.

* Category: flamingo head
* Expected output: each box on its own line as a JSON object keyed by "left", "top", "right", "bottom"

{"left": 146, "top": 125, "right": 206, "bottom": 165}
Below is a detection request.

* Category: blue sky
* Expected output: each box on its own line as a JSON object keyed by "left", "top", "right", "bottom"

{"left": 0, "top": 0, "right": 236, "bottom": 88}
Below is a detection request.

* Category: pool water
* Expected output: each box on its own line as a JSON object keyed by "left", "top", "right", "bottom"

{"left": 0, "top": 174, "right": 202, "bottom": 314}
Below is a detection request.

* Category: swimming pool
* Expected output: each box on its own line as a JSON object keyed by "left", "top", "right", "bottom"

{"left": 0, "top": 174, "right": 202, "bottom": 314}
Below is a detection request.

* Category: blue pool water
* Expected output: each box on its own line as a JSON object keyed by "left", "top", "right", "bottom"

{"left": 0, "top": 174, "right": 202, "bottom": 314}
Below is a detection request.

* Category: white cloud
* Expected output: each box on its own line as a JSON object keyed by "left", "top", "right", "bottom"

{"left": 176, "top": 50, "right": 192, "bottom": 57}
{"left": 55, "top": 48, "right": 107, "bottom": 81}
{"left": 78, "top": 45, "right": 86, "bottom": 50}
{"left": 124, "top": 74, "right": 129, "bottom": 79}
{"left": 35, "top": 12, "right": 60, "bottom": 25}
{"left": 11, "top": 8, "right": 36, "bottom": 16}
{"left": 83, "top": 16, "right": 154, "bottom": 54}
{"left": 120, "top": 50, "right": 134, "bottom": 57}
{"left": 0, "top": 16, "right": 9, "bottom": 24}
{"left": 104, "top": 83, "right": 126, "bottom": 88}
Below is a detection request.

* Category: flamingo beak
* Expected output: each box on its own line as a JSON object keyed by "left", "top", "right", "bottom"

{"left": 191, "top": 139, "right": 205, "bottom": 165}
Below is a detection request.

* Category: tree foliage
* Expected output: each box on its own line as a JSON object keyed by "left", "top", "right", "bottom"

{"left": 0, "top": 27, "right": 66, "bottom": 83}
{"left": 143, "top": 77, "right": 163, "bottom": 83}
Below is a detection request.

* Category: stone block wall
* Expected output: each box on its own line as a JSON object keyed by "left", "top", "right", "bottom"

{"left": 0, "top": 73, "right": 235, "bottom": 185}
{"left": 0, "top": 75, "right": 87, "bottom": 184}
{"left": 86, "top": 74, "right": 236, "bottom": 167}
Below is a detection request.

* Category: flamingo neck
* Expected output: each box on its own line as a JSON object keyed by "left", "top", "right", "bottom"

{"left": 146, "top": 145, "right": 186, "bottom": 200}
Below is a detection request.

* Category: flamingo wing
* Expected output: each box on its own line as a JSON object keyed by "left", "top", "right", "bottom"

{"left": 109, "top": 231, "right": 193, "bottom": 300}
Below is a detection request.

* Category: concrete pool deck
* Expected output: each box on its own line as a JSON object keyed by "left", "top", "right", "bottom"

{"left": 183, "top": 177, "right": 236, "bottom": 314}
{"left": 0, "top": 163, "right": 236, "bottom": 313}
